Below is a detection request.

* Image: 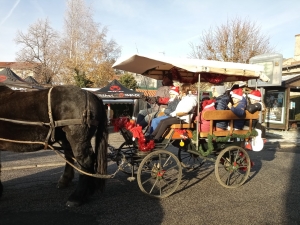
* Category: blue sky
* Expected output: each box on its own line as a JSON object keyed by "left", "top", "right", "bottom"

{"left": 1, "top": 0, "right": 300, "bottom": 62}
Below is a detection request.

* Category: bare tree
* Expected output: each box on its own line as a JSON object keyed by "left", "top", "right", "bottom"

{"left": 14, "top": 18, "right": 61, "bottom": 84}
{"left": 189, "top": 17, "right": 274, "bottom": 63}
{"left": 60, "top": 0, "right": 121, "bottom": 87}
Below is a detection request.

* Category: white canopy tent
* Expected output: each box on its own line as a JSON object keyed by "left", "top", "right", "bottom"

{"left": 113, "top": 54, "right": 270, "bottom": 83}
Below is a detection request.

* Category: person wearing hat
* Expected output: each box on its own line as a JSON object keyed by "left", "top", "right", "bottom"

{"left": 201, "top": 92, "right": 210, "bottom": 101}
{"left": 149, "top": 86, "right": 197, "bottom": 142}
{"left": 214, "top": 87, "right": 232, "bottom": 131}
{"left": 148, "top": 86, "right": 180, "bottom": 134}
{"left": 247, "top": 90, "right": 264, "bottom": 113}
{"left": 227, "top": 88, "right": 247, "bottom": 130}
{"left": 246, "top": 89, "right": 266, "bottom": 139}
{"left": 134, "top": 73, "right": 173, "bottom": 129}
{"left": 196, "top": 99, "right": 216, "bottom": 132}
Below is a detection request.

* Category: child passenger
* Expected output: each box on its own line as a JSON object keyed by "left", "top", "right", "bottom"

{"left": 227, "top": 88, "right": 247, "bottom": 130}
{"left": 246, "top": 89, "right": 266, "bottom": 138}
{"left": 196, "top": 99, "right": 216, "bottom": 132}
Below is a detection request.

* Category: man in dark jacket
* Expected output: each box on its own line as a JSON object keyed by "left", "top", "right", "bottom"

{"left": 214, "top": 83, "right": 244, "bottom": 130}
{"left": 228, "top": 88, "right": 247, "bottom": 130}
{"left": 215, "top": 90, "right": 231, "bottom": 130}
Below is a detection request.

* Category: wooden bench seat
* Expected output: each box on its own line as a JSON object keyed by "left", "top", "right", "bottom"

{"left": 162, "top": 110, "right": 259, "bottom": 140}
{"left": 170, "top": 123, "right": 195, "bottom": 129}
{"left": 163, "top": 122, "right": 195, "bottom": 139}
{"left": 199, "top": 110, "right": 259, "bottom": 138}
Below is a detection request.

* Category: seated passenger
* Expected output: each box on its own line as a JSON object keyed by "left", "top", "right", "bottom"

{"left": 227, "top": 88, "right": 247, "bottom": 130}
{"left": 246, "top": 89, "right": 266, "bottom": 138}
{"left": 214, "top": 88, "right": 231, "bottom": 131}
{"left": 150, "top": 86, "right": 197, "bottom": 142}
{"left": 247, "top": 90, "right": 264, "bottom": 113}
{"left": 149, "top": 86, "right": 180, "bottom": 134}
{"left": 135, "top": 73, "right": 173, "bottom": 129}
{"left": 196, "top": 99, "right": 216, "bottom": 132}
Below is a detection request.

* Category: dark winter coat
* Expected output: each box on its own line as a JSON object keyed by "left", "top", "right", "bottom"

{"left": 246, "top": 102, "right": 262, "bottom": 113}
{"left": 215, "top": 93, "right": 231, "bottom": 130}
{"left": 231, "top": 97, "right": 247, "bottom": 130}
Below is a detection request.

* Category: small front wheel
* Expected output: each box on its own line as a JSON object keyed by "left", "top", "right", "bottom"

{"left": 178, "top": 147, "right": 204, "bottom": 171}
{"left": 215, "top": 146, "right": 251, "bottom": 188}
{"left": 137, "top": 149, "right": 182, "bottom": 198}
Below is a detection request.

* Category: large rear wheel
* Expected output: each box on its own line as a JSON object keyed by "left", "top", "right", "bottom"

{"left": 215, "top": 146, "right": 251, "bottom": 188}
{"left": 137, "top": 149, "right": 182, "bottom": 198}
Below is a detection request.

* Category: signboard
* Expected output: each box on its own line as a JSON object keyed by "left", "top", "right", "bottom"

{"left": 248, "top": 53, "right": 283, "bottom": 87}
{"left": 264, "top": 90, "right": 285, "bottom": 124}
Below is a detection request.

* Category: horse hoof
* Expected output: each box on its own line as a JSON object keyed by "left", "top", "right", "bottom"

{"left": 66, "top": 200, "right": 82, "bottom": 207}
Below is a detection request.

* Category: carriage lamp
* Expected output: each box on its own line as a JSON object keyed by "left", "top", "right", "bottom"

{"left": 180, "top": 139, "right": 184, "bottom": 147}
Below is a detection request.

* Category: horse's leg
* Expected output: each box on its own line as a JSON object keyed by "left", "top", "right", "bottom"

{"left": 62, "top": 125, "right": 96, "bottom": 207}
{"left": 57, "top": 140, "right": 75, "bottom": 189}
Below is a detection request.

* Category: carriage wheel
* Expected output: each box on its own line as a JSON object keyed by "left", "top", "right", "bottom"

{"left": 178, "top": 148, "right": 204, "bottom": 171}
{"left": 107, "top": 142, "right": 138, "bottom": 176}
{"left": 215, "top": 146, "right": 251, "bottom": 188}
{"left": 137, "top": 149, "right": 182, "bottom": 198}
{"left": 116, "top": 142, "right": 139, "bottom": 176}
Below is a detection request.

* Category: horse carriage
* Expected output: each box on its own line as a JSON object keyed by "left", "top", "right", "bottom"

{"left": 109, "top": 54, "right": 270, "bottom": 198}
{"left": 0, "top": 54, "right": 270, "bottom": 206}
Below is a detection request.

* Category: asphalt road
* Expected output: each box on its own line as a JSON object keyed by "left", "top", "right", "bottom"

{"left": 1, "top": 143, "right": 300, "bottom": 225}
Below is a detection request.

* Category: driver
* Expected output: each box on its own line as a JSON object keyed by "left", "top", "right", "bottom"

{"left": 135, "top": 73, "right": 173, "bottom": 129}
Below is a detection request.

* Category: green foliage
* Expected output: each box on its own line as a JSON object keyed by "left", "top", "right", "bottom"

{"left": 73, "top": 68, "right": 93, "bottom": 88}
{"left": 119, "top": 73, "right": 138, "bottom": 90}
{"left": 192, "top": 130, "right": 258, "bottom": 156}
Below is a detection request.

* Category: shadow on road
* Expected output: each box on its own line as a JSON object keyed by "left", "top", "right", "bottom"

{"left": 0, "top": 162, "right": 165, "bottom": 225}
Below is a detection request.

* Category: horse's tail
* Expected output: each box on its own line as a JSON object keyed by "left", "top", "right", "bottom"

{"left": 94, "top": 96, "right": 108, "bottom": 192}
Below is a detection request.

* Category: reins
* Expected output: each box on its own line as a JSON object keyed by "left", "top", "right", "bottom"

{"left": 0, "top": 137, "right": 114, "bottom": 179}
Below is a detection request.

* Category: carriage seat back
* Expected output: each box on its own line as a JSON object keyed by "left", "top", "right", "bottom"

{"left": 199, "top": 110, "right": 259, "bottom": 138}
{"left": 162, "top": 105, "right": 198, "bottom": 139}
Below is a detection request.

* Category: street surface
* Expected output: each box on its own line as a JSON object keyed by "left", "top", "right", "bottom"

{"left": 0, "top": 128, "right": 300, "bottom": 225}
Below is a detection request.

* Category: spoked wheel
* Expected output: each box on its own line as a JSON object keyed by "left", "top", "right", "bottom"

{"left": 215, "top": 146, "right": 251, "bottom": 188}
{"left": 137, "top": 149, "right": 182, "bottom": 198}
{"left": 109, "top": 142, "right": 139, "bottom": 176}
{"left": 178, "top": 148, "right": 204, "bottom": 171}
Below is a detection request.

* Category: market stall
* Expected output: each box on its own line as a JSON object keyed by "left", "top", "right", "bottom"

{"left": 93, "top": 79, "right": 143, "bottom": 122}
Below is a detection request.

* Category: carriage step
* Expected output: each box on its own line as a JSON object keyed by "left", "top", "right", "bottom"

{"left": 127, "top": 177, "right": 136, "bottom": 182}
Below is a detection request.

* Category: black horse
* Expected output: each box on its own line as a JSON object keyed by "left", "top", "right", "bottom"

{"left": 0, "top": 85, "right": 108, "bottom": 207}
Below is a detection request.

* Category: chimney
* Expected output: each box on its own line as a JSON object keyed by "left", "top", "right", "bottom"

{"left": 294, "top": 34, "right": 300, "bottom": 61}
